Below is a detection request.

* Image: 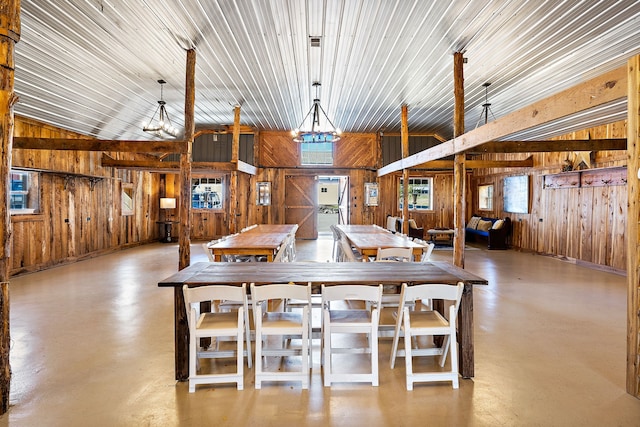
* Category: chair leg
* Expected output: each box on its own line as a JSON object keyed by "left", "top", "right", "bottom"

{"left": 371, "top": 320, "right": 379, "bottom": 386}
{"left": 236, "top": 328, "right": 244, "bottom": 391}
{"left": 450, "top": 328, "right": 459, "bottom": 389}
{"left": 390, "top": 311, "right": 403, "bottom": 369}
{"left": 302, "top": 308, "right": 310, "bottom": 389}
{"left": 439, "top": 335, "right": 451, "bottom": 367}
{"left": 403, "top": 311, "right": 413, "bottom": 391}
{"left": 244, "top": 311, "right": 252, "bottom": 369}
{"left": 255, "top": 322, "right": 262, "bottom": 389}
{"left": 323, "top": 310, "right": 331, "bottom": 386}
{"left": 189, "top": 333, "right": 197, "bottom": 393}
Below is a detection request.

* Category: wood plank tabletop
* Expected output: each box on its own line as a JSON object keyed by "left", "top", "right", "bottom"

{"left": 158, "top": 261, "right": 488, "bottom": 288}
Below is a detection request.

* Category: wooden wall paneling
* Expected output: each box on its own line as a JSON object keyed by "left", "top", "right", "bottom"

{"left": 530, "top": 174, "right": 543, "bottom": 252}
{"left": 565, "top": 188, "right": 580, "bottom": 260}
{"left": 578, "top": 187, "right": 594, "bottom": 263}
{"left": 588, "top": 187, "right": 605, "bottom": 265}
{"left": 67, "top": 179, "right": 77, "bottom": 258}
{"left": 9, "top": 117, "right": 163, "bottom": 275}
{"left": 334, "top": 133, "right": 377, "bottom": 168}
{"left": 259, "top": 132, "right": 299, "bottom": 167}
{"left": 611, "top": 185, "right": 627, "bottom": 270}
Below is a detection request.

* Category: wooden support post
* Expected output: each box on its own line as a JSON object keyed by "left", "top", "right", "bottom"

{"left": 401, "top": 104, "right": 409, "bottom": 234}
{"left": 176, "top": 48, "right": 196, "bottom": 381}
{"left": 453, "top": 51, "right": 473, "bottom": 377}
{"left": 230, "top": 106, "right": 241, "bottom": 233}
{"left": 231, "top": 105, "right": 240, "bottom": 163}
{"left": 0, "top": 1, "right": 19, "bottom": 414}
{"left": 626, "top": 54, "right": 640, "bottom": 398}
{"left": 453, "top": 52, "right": 465, "bottom": 269}
{"left": 230, "top": 171, "right": 238, "bottom": 234}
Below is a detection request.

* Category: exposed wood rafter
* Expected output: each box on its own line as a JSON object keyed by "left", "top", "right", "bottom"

{"left": 13, "top": 137, "right": 188, "bottom": 153}
{"left": 469, "top": 138, "right": 626, "bottom": 153}
{"left": 378, "top": 66, "right": 627, "bottom": 177}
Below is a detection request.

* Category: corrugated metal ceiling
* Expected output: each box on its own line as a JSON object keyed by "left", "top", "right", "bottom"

{"left": 13, "top": 0, "right": 640, "bottom": 142}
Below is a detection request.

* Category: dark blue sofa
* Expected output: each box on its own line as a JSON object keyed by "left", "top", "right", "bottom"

{"left": 465, "top": 215, "right": 511, "bottom": 250}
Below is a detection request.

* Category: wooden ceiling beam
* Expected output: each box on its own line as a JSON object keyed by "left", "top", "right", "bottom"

{"left": 14, "top": 137, "right": 188, "bottom": 153}
{"left": 101, "top": 154, "right": 234, "bottom": 173}
{"left": 410, "top": 156, "right": 534, "bottom": 170}
{"left": 380, "top": 132, "right": 447, "bottom": 142}
{"left": 378, "top": 65, "right": 627, "bottom": 177}
{"left": 468, "top": 138, "right": 626, "bottom": 153}
{"left": 194, "top": 125, "right": 255, "bottom": 137}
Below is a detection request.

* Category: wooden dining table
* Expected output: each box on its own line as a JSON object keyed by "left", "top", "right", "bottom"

{"left": 207, "top": 224, "right": 298, "bottom": 262}
{"left": 158, "top": 261, "right": 488, "bottom": 381}
{"left": 336, "top": 224, "right": 424, "bottom": 261}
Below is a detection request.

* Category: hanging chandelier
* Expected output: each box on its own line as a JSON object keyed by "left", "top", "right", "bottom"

{"left": 143, "top": 79, "right": 179, "bottom": 138}
{"left": 291, "top": 82, "right": 341, "bottom": 143}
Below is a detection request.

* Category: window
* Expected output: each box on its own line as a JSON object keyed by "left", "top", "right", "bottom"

{"left": 192, "top": 177, "right": 223, "bottom": 209}
{"left": 10, "top": 170, "right": 39, "bottom": 214}
{"left": 478, "top": 184, "right": 494, "bottom": 210}
{"left": 301, "top": 141, "right": 333, "bottom": 165}
{"left": 121, "top": 184, "right": 134, "bottom": 216}
{"left": 399, "top": 177, "right": 433, "bottom": 210}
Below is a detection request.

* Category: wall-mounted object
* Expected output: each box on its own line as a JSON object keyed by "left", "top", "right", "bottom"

{"left": 364, "top": 182, "right": 378, "bottom": 206}
{"left": 503, "top": 175, "right": 530, "bottom": 214}
{"left": 256, "top": 182, "right": 271, "bottom": 206}
{"left": 543, "top": 166, "right": 626, "bottom": 189}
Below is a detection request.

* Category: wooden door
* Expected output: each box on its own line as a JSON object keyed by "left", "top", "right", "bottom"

{"left": 285, "top": 175, "right": 317, "bottom": 239}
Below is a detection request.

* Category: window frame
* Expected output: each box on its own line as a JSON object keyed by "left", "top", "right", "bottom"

{"left": 300, "top": 141, "right": 334, "bottom": 166}
{"left": 398, "top": 177, "right": 434, "bottom": 211}
{"left": 478, "top": 184, "right": 494, "bottom": 211}
{"left": 191, "top": 176, "right": 224, "bottom": 211}
{"left": 10, "top": 169, "right": 40, "bottom": 215}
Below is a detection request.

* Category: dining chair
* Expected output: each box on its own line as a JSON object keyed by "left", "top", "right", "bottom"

{"left": 374, "top": 246, "right": 413, "bottom": 335}
{"left": 420, "top": 242, "right": 436, "bottom": 262}
{"left": 273, "top": 240, "right": 290, "bottom": 262}
{"left": 375, "top": 247, "right": 413, "bottom": 262}
{"left": 337, "top": 237, "right": 363, "bottom": 262}
{"left": 321, "top": 284, "right": 383, "bottom": 386}
{"left": 182, "top": 283, "right": 252, "bottom": 392}
{"left": 202, "top": 242, "right": 215, "bottom": 262}
{"left": 251, "top": 282, "right": 312, "bottom": 389}
{"left": 329, "top": 225, "right": 341, "bottom": 260}
{"left": 390, "top": 282, "right": 464, "bottom": 390}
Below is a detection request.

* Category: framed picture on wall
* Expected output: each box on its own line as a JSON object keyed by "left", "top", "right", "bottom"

{"left": 364, "top": 182, "right": 378, "bottom": 206}
{"left": 503, "top": 175, "right": 529, "bottom": 214}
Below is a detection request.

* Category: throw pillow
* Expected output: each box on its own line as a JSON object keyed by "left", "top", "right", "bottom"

{"left": 467, "top": 216, "right": 481, "bottom": 230}
{"left": 492, "top": 219, "right": 504, "bottom": 230}
{"left": 477, "top": 220, "right": 493, "bottom": 232}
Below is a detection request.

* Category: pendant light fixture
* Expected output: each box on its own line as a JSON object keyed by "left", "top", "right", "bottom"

{"left": 291, "top": 82, "right": 341, "bottom": 143}
{"left": 143, "top": 79, "right": 179, "bottom": 138}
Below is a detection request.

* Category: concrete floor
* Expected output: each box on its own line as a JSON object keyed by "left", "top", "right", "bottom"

{"left": 2, "top": 236, "right": 640, "bottom": 426}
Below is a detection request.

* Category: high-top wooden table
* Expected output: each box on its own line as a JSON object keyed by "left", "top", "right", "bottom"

{"left": 207, "top": 224, "right": 298, "bottom": 262}
{"left": 158, "top": 261, "right": 488, "bottom": 381}
{"left": 336, "top": 224, "right": 424, "bottom": 261}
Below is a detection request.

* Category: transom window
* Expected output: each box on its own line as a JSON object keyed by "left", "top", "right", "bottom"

{"left": 399, "top": 177, "right": 433, "bottom": 211}
{"left": 301, "top": 141, "right": 333, "bottom": 165}
{"left": 191, "top": 177, "right": 223, "bottom": 209}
